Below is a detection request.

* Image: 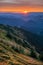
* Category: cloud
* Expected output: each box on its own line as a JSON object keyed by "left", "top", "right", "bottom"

{"left": 0, "top": 0, "right": 43, "bottom": 6}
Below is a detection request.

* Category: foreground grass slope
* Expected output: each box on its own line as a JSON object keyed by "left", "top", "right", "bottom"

{"left": 0, "top": 39, "right": 43, "bottom": 65}
{"left": 0, "top": 24, "right": 43, "bottom": 65}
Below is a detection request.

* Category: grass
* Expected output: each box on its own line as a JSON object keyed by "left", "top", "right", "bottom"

{"left": 0, "top": 40, "right": 43, "bottom": 65}
{"left": 0, "top": 57, "right": 4, "bottom": 62}
{"left": 0, "top": 25, "right": 43, "bottom": 65}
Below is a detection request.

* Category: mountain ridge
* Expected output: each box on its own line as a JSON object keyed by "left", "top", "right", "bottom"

{"left": 0, "top": 12, "right": 43, "bottom": 34}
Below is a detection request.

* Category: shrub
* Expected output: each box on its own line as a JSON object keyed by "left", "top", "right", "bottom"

{"left": 0, "top": 50, "right": 6, "bottom": 53}
{"left": 17, "top": 39, "right": 22, "bottom": 44}
{"left": 1, "top": 56, "right": 10, "bottom": 60}
{"left": 19, "top": 46, "right": 24, "bottom": 54}
{"left": 9, "top": 62, "right": 15, "bottom": 65}
{"left": 30, "top": 49, "right": 37, "bottom": 59}
{"left": 12, "top": 46, "right": 20, "bottom": 53}
{"left": 6, "top": 32, "right": 12, "bottom": 39}
{"left": 0, "top": 57, "right": 4, "bottom": 62}
{"left": 12, "top": 46, "right": 24, "bottom": 54}
{"left": 14, "top": 37, "right": 17, "bottom": 43}
{"left": 39, "top": 53, "right": 43, "bottom": 61}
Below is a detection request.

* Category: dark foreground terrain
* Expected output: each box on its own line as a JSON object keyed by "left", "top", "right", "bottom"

{"left": 0, "top": 24, "right": 43, "bottom": 65}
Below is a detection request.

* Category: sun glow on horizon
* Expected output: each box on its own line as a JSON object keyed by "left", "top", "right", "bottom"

{"left": 24, "top": 11, "right": 28, "bottom": 14}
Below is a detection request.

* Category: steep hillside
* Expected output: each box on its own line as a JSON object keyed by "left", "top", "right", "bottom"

{"left": 0, "top": 39, "right": 43, "bottom": 65}
{"left": 0, "top": 24, "right": 43, "bottom": 65}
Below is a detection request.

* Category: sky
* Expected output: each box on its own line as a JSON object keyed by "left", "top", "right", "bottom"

{"left": 0, "top": 0, "right": 43, "bottom": 13}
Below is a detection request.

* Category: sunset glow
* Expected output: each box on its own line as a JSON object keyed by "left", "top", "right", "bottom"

{"left": 0, "top": 6, "right": 43, "bottom": 13}
{"left": 24, "top": 11, "right": 28, "bottom": 14}
{"left": 0, "top": 0, "right": 43, "bottom": 13}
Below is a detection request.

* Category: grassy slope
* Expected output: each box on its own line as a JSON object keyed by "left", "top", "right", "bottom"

{"left": 0, "top": 39, "right": 43, "bottom": 65}
{"left": 0, "top": 24, "right": 43, "bottom": 65}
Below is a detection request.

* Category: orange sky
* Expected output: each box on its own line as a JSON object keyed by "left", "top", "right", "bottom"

{"left": 0, "top": 6, "right": 43, "bottom": 13}
{"left": 0, "top": 3, "right": 43, "bottom": 13}
{"left": 0, "top": 0, "right": 43, "bottom": 13}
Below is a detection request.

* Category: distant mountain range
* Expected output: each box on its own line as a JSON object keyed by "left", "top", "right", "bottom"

{"left": 0, "top": 12, "right": 43, "bottom": 35}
